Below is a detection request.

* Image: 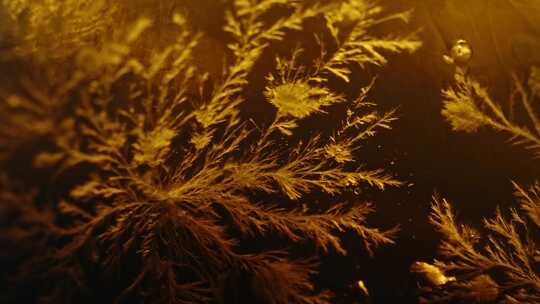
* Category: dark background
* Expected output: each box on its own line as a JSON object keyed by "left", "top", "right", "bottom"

{"left": 91, "top": 0, "right": 540, "bottom": 302}
{"left": 340, "top": 1, "right": 540, "bottom": 302}
{"left": 2, "top": 0, "right": 540, "bottom": 303}
{"left": 184, "top": 0, "right": 540, "bottom": 301}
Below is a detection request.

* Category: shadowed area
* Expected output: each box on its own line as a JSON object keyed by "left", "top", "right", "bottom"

{"left": 0, "top": 1, "right": 539, "bottom": 303}
{"left": 350, "top": 0, "right": 540, "bottom": 302}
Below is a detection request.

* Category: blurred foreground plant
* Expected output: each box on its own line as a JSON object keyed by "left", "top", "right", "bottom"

{"left": 0, "top": 0, "right": 420, "bottom": 303}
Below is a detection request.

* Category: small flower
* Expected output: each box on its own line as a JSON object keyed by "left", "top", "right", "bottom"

{"left": 265, "top": 81, "right": 342, "bottom": 119}
{"left": 324, "top": 143, "right": 353, "bottom": 163}
{"left": 266, "top": 82, "right": 320, "bottom": 119}
{"left": 441, "top": 98, "right": 486, "bottom": 133}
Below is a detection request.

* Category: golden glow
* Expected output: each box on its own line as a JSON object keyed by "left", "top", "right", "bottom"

{"left": 2, "top": 0, "right": 540, "bottom": 303}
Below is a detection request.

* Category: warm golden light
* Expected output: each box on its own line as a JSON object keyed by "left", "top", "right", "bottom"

{"left": 1, "top": 1, "right": 539, "bottom": 303}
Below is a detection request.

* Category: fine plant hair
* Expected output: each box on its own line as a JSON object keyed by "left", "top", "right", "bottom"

{"left": 0, "top": 0, "right": 420, "bottom": 303}
{"left": 420, "top": 68, "right": 540, "bottom": 303}
{"left": 442, "top": 68, "right": 540, "bottom": 156}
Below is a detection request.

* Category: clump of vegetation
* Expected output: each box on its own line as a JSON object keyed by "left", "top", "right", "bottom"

{"left": 1, "top": 0, "right": 116, "bottom": 57}
{"left": 416, "top": 68, "right": 540, "bottom": 303}
{"left": 442, "top": 68, "right": 540, "bottom": 154}
{"left": 0, "top": 0, "right": 420, "bottom": 303}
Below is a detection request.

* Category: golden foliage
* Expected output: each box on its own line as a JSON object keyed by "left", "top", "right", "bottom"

{"left": 0, "top": 0, "right": 419, "bottom": 303}
{"left": 420, "top": 68, "right": 540, "bottom": 303}
{"left": 442, "top": 68, "right": 540, "bottom": 156}
{"left": 321, "top": 1, "right": 420, "bottom": 82}
{"left": 422, "top": 194, "right": 540, "bottom": 303}
{"left": 2, "top": 0, "right": 116, "bottom": 57}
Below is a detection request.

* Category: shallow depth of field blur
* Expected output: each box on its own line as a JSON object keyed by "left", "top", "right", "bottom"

{"left": 1, "top": 1, "right": 540, "bottom": 303}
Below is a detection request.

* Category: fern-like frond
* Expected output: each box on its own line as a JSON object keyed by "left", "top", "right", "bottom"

{"left": 320, "top": 0, "right": 421, "bottom": 82}
{"left": 513, "top": 181, "right": 540, "bottom": 229}
{"left": 0, "top": 1, "right": 420, "bottom": 303}
{"left": 423, "top": 193, "right": 540, "bottom": 303}
{"left": 442, "top": 71, "right": 540, "bottom": 157}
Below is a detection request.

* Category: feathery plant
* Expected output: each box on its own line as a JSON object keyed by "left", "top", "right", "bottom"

{"left": 417, "top": 68, "right": 540, "bottom": 303}
{"left": 1, "top": 0, "right": 115, "bottom": 57}
{"left": 0, "top": 0, "right": 420, "bottom": 303}
{"left": 442, "top": 68, "right": 540, "bottom": 156}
